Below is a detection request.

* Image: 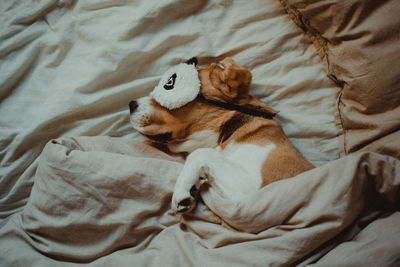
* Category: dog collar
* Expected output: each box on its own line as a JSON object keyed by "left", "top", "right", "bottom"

{"left": 198, "top": 95, "right": 275, "bottom": 120}
{"left": 151, "top": 61, "right": 200, "bottom": 110}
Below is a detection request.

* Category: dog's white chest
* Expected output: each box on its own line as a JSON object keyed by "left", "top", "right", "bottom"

{"left": 220, "top": 143, "right": 276, "bottom": 191}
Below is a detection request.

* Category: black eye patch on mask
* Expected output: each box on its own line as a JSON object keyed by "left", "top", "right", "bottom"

{"left": 164, "top": 73, "right": 177, "bottom": 90}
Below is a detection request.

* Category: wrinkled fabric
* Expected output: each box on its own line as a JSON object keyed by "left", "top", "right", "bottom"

{"left": 0, "top": 136, "right": 399, "bottom": 266}
{"left": 280, "top": 0, "right": 400, "bottom": 158}
{"left": 0, "top": 0, "right": 340, "bottom": 224}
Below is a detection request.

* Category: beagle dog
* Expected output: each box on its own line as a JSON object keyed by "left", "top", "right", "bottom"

{"left": 129, "top": 57, "right": 314, "bottom": 213}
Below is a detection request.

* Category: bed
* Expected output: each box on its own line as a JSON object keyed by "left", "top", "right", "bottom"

{"left": 0, "top": 0, "right": 399, "bottom": 266}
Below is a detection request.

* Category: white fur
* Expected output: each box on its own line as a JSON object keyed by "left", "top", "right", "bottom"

{"left": 129, "top": 96, "right": 154, "bottom": 132}
{"left": 171, "top": 143, "right": 276, "bottom": 213}
{"left": 168, "top": 130, "right": 219, "bottom": 154}
{"left": 220, "top": 143, "right": 276, "bottom": 192}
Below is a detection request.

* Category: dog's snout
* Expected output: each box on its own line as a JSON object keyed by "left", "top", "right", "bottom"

{"left": 129, "top": 100, "right": 138, "bottom": 113}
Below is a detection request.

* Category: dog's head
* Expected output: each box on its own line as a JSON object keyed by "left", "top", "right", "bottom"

{"left": 129, "top": 57, "right": 278, "bottom": 153}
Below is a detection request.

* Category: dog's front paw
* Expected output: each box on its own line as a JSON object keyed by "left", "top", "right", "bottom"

{"left": 172, "top": 185, "right": 199, "bottom": 214}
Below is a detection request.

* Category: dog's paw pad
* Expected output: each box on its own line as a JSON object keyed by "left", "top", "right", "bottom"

{"left": 172, "top": 184, "right": 201, "bottom": 214}
{"left": 172, "top": 192, "right": 197, "bottom": 214}
{"left": 176, "top": 197, "right": 195, "bottom": 213}
{"left": 178, "top": 197, "right": 193, "bottom": 207}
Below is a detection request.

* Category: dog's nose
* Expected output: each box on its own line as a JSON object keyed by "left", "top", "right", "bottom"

{"left": 129, "top": 100, "right": 138, "bottom": 114}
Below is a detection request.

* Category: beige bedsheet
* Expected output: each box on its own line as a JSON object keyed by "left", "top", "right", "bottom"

{"left": 0, "top": 0, "right": 339, "bottom": 223}
{"left": 0, "top": 136, "right": 399, "bottom": 266}
{"left": 2, "top": 0, "right": 399, "bottom": 266}
{"left": 280, "top": 0, "right": 400, "bottom": 159}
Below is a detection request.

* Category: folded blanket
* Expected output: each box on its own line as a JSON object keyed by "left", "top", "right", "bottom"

{"left": 0, "top": 136, "right": 398, "bottom": 266}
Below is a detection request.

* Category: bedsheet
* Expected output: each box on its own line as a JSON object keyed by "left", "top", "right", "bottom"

{"left": 0, "top": 0, "right": 339, "bottom": 224}
{"left": 0, "top": 136, "right": 399, "bottom": 266}
{"left": 2, "top": 0, "right": 399, "bottom": 266}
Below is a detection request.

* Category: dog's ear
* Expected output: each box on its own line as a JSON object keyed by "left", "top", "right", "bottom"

{"left": 200, "top": 57, "right": 278, "bottom": 117}
{"left": 213, "top": 57, "right": 252, "bottom": 99}
{"left": 186, "top": 57, "right": 198, "bottom": 66}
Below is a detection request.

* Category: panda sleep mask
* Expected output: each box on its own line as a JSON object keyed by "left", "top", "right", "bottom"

{"left": 150, "top": 57, "right": 200, "bottom": 110}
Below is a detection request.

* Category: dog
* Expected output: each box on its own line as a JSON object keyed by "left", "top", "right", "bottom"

{"left": 129, "top": 57, "right": 314, "bottom": 213}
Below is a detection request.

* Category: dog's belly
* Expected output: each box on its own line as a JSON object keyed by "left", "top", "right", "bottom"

{"left": 218, "top": 142, "right": 276, "bottom": 195}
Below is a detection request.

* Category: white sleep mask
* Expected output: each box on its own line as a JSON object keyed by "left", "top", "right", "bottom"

{"left": 150, "top": 58, "right": 200, "bottom": 110}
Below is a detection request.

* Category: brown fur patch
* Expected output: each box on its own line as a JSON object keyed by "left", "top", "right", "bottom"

{"left": 217, "top": 115, "right": 314, "bottom": 186}
{"left": 218, "top": 113, "right": 250, "bottom": 144}
{"left": 198, "top": 58, "right": 278, "bottom": 117}
{"left": 144, "top": 97, "right": 237, "bottom": 148}
{"left": 261, "top": 146, "right": 314, "bottom": 186}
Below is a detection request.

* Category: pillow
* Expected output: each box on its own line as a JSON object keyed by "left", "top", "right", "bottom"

{"left": 280, "top": 0, "right": 400, "bottom": 159}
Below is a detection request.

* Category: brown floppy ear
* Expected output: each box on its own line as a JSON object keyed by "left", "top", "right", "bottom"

{"left": 200, "top": 57, "right": 278, "bottom": 117}
{"left": 200, "top": 57, "right": 251, "bottom": 100}
{"left": 218, "top": 57, "right": 252, "bottom": 99}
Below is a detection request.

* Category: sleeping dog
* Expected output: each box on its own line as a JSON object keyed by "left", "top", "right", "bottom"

{"left": 129, "top": 57, "right": 314, "bottom": 213}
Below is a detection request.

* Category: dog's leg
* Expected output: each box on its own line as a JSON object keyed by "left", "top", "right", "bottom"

{"left": 171, "top": 148, "right": 211, "bottom": 213}
{"left": 172, "top": 148, "right": 259, "bottom": 213}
